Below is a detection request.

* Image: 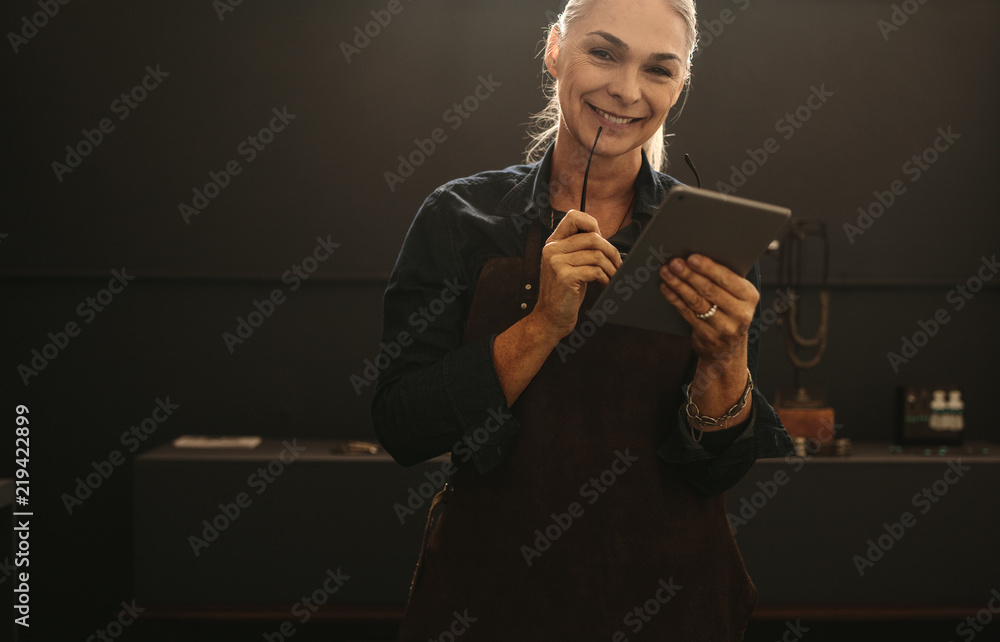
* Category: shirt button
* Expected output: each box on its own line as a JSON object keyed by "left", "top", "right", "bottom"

{"left": 520, "top": 302, "right": 527, "bottom": 309}
{"left": 524, "top": 283, "right": 531, "bottom": 290}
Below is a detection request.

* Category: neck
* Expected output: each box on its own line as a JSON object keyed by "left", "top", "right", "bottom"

{"left": 549, "top": 128, "right": 642, "bottom": 215}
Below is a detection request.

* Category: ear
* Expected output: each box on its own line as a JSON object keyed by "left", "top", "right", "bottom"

{"left": 544, "top": 25, "right": 561, "bottom": 78}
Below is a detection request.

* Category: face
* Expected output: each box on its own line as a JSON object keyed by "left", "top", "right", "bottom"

{"left": 545, "top": 0, "right": 690, "bottom": 161}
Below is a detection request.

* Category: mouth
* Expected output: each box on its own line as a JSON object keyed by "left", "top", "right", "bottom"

{"left": 588, "top": 103, "right": 643, "bottom": 126}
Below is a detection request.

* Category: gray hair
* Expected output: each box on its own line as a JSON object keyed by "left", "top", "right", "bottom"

{"left": 525, "top": 0, "right": 699, "bottom": 172}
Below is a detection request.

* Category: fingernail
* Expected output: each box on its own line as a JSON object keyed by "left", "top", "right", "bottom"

{"left": 670, "top": 258, "right": 684, "bottom": 273}
{"left": 688, "top": 254, "right": 702, "bottom": 267}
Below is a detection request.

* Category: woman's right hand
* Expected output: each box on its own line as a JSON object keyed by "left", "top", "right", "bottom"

{"left": 531, "top": 209, "right": 623, "bottom": 340}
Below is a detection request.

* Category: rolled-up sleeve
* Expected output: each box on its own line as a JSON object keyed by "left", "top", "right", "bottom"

{"left": 370, "top": 188, "right": 520, "bottom": 474}
{"left": 655, "top": 262, "right": 795, "bottom": 495}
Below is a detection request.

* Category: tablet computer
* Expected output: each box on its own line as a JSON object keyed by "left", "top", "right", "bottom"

{"left": 590, "top": 185, "right": 791, "bottom": 336}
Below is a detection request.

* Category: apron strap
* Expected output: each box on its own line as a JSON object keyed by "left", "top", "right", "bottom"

{"left": 406, "top": 483, "right": 451, "bottom": 605}
{"left": 518, "top": 218, "right": 546, "bottom": 309}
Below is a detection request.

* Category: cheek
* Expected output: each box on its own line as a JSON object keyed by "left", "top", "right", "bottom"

{"left": 649, "top": 85, "right": 680, "bottom": 116}
{"left": 562, "top": 61, "right": 604, "bottom": 96}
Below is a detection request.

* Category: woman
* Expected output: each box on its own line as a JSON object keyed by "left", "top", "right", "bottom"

{"left": 372, "top": 0, "right": 793, "bottom": 638}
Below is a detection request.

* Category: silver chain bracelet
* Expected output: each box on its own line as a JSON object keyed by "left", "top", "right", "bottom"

{"left": 685, "top": 368, "right": 754, "bottom": 442}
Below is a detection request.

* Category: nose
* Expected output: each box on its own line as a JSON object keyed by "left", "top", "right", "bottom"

{"left": 607, "top": 66, "right": 641, "bottom": 105}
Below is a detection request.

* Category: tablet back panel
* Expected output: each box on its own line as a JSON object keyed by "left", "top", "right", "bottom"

{"left": 590, "top": 186, "right": 791, "bottom": 336}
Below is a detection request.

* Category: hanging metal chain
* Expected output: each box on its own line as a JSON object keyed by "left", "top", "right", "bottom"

{"left": 777, "top": 218, "right": 830, "bottom": 370}
{"left": 785, "top": 290, "right": 829, "bottom": 368}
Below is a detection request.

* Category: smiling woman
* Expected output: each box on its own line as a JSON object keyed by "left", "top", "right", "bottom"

{"left": 371, "top": 0, "right": 793, "bottom": 639}
{"left": 526, "top": 0, "right": 697, "bottom": 175}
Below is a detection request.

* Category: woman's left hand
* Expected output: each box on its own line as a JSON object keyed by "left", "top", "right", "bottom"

{"left": 658, "top": 254, "right": 759, "bottom": 366}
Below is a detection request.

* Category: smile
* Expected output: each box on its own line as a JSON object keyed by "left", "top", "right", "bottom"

{"left": 589, "top": 104, "right": 641, "bottom": 126}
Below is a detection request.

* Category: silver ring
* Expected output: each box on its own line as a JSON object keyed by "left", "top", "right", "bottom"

{"left": 695, "top": 303, "right": 718, "bottom": 320}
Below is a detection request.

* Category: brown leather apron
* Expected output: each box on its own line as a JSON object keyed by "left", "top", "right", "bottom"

{"left": 396, "top": 218, "right": 757, "bottom": 641}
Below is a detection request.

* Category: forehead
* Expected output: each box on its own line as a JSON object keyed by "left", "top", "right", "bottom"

{"left": 569, "top": 0, "right": 690, "bottom": 59}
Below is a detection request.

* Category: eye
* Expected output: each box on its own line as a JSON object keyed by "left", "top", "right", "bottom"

{"left": 589, "top": 49, "right": 613, "bottom": 61}
{"left": 648, "top": 66, "right": 673, "bottom": 78}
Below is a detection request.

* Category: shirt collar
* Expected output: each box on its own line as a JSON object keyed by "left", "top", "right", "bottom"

{"left": 496, "top": 142, "right": 675, "bottom": 231}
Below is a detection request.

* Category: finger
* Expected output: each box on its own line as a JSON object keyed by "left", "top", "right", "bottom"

{"left": 548, "top": 209, "right": 600, "bottom": 241}
{"left": 548, "top": 247, "right": 618, "bottom": 282}
{"left": 660, "top": 280, "right": 743, "bottom": 338}
{"left": 671, "top": 255, "right": 759, "bottom": 331}
{"left": 683, "top": 254, "right": 759, "bottom": 303}
{"left": 660, "top": 254, "right": 761, "bottom": 310}
{"left": 659, "top": 258, "right": 739, "bottom": 315}
{"left": 659, "top": 279, "right": 720, "bottom": 324}
{"left": 551, "top": 233, "right": 622, "bottom": 264}
{"left": 546, "top": 229, "right": 623, "bottom": 269}
{"left": 549, "top": 210, "right": 624, "bottom": 267}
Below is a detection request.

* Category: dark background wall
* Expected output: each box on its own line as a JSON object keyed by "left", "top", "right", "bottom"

{"left": 2, "top": 0, "right": 998, "bottom": 638}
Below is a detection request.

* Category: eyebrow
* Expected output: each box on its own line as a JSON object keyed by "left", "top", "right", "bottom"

{"left": 586, "top": 30, "right": 682, "bottom": 64}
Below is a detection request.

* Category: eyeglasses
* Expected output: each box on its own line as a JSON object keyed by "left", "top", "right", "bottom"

{"left": 577, "top": 128, "right": 702, "bottom": 261}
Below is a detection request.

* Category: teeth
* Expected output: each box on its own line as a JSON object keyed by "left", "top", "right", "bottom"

{"left": 595, "top": 107, "right": 633, "bottom": 125}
